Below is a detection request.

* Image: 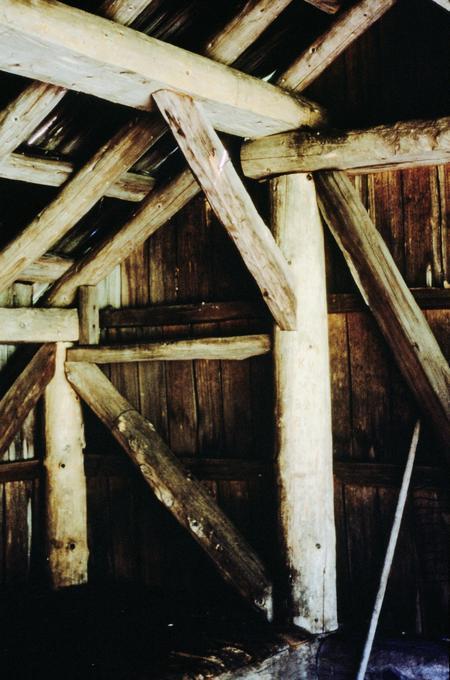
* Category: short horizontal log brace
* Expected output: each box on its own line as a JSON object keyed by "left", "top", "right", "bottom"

{"left": 0, "top": 308, "right": 79, "bottom": 342}
{"left": 241, "top": 117, "right": 450, "bottom": 179}
{"left": 66, "top": 334, "right": 271, "bottom": 363}
{"left": 65, "top": 361, "right": 273, "bottom": 619}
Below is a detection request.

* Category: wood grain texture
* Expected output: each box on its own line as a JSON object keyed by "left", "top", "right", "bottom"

{"left": 0, "top": 308, "right": 78, "bottom": 342}
{"left": 272, "top": 173, "right": 337, "bottom": 633}
{"left": 78, "top": 286, "right": 100, "bottom": 346}
{"left": 316, "top": 170, "right": 450, "bottom": 460}
{"left": 0, "top": 344, "right": 56, "bottom": 458}
{"left": 18, "top": 253, "right": 74, "bottom": 284}
{"left": 66, "top": 361, "right": 273, "bottom": 619}
{"left": 242, "top": 117, "right": 450, "bottom": 179}
{"left": 44, "top": 342, "right": 88, "bottom": 588}
{"left": 0, "top": 0, "right": 325, "bottom": 138}
{"left": 304, "top": 0, "right": 340, "bottom": 13}
{"left": 154, "top": 90, "right": 297, "bottom": 330}
{"left": 99, "top": 0, "right": 154, "bottom": 25}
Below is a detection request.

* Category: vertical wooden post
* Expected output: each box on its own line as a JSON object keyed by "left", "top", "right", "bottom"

{"left": 271, "top": 173, "right": 337, "bottom": 633}
{"left": 44, "top": 342, "right": 88, "bottom": 588}
{"left": 78, "top": 285, "right": 100, "bottom": 345}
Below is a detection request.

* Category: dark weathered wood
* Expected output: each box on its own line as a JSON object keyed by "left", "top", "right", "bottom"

{"left": 154, "top": 90, "right": 297, "bottom": 330}
{"left": 242, "top": 118, "right": 450, "bottom": 179}
{"left": 0, "top": 0, "right": 325, "bottom": 138}
{"left": 316, "top": 171, "right": 450, "bottom": 460}
{"left": 0, "top": 344, "right": 56, "bottom": 457}
{"left": 0, "top": 308, "right": 79, "bottom": 342}
{"left": 65, "top": 361, "right": 273, "bottom": 619}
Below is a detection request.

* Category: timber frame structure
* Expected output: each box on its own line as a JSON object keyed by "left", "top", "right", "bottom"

{"left": 0, "top": 0, "right": 448, "bottom": 677}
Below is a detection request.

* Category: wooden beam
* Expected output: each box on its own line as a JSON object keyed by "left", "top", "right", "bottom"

{"left": 78, "top": 286, "right": 100, "bottom": 346}
{"left": 0, "top": 0, "right": 326, "bottom": 139}
{"left": 0, "top": 344, "right": 56, "bottom": 457}
{"left": 18, "top": 253, "right": 74, "bottom": 284}
{"left": 304, "top": 0, "right": 341, "bottom": 14}
{"left": 44, "top": 343, "right": 88, "bottom": 588}
{"left": 154, "top": 91, "right": 297, "bottom": 330}
{"left": 204, "top": 0, "right": 293, "bottom": 64}
{"left": 272, "top": 173, "right": 337, "bottom": 633}
{"left": 0, "top": 153, "right": 155, "bottom": 202}
{"left": 277, "top": 0, "right": 396, "bottom": 92}
{"left": 0, "top": 81, "right": 66, "bottom": 161}
{"left": 316, "top": 171, "right": 450, "bottom": 459}
{"left": 99, "top": 0, "right": 154, "bottom": 25}
{"left": 0, "top": 117, "right": 156, "bottom": 293}
{"left": 242, "top": 117, "right": 450, "bottom": 179}
{"left": 0, "top": 308, "right": 78, "bottom": 342}
{"left": 65, "top": 361, "right": 273, "bottom": 619}
{"left": 66, "top": 334, "right": 271, "bottom": 363}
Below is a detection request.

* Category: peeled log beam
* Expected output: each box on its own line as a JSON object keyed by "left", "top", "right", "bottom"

{"left": 0, "top": 308, "right": 78, "bottom": 342}
{"left": 316, "top": 171, "right": 450, "bottom": 460}
{"left": 67, "top": 334, "right": 271, "bottom": 363}
{"left": 204, "top": 0, "right": 293, "bottom": 64}
{"left": 0, "top": 153, "right": 155, "bottom": 202}
{"left": 304, "top": 0, "right": 340, "bottom": 13}
{"left": 18, "top": 253, "right": 74, "bottom": 284}
{"left": 0, "top": 344, "right": 56, "bottom": 457}
{"left": 66, "top": 361, "right": 273, "bottom": 619}
{"left": 99, "top": 0, "right": 154, "bottom": 24}
{"left": 0, "top": 117, "right": 156, "bottom": 293}
{"left": 44, "top": 343, "right": 88, "bottom": 588}
{"left": 242, "top": 117, "right": 450, "bottom": 179}
{"left": 0, "top": 0, "right": 325, "bottom": 139}
{"left": 154, "top": 90, "right": 297, "bottom": 330}
{"left": 278, "top": 0, "right": 396, "bottom": 92}
{"left": 272, "top": 174, "right": 337, "bottom": 633}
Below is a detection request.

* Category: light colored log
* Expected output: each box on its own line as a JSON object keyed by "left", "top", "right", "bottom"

{"left": 242, "top": 117, "right": 450, "bottom": 179}
{"left": 0, "top": 81, "right": 66, "bottom": 162}
{"left": 44, "top": 343, "right": 88, "bottom": 588}
{"left": 0, "top": 308, "right": 78, "bottom": 342}
{"left": 204, "top": 0, "right": 293, "bottom": 64}
{"left": 272, "top": 173, "right": 337, "bottom": 633}
{"left": 154, "top": 90, "right": 297, "bottom": 330}
{"left": 99, "top": 0, "right": 154, "bottom": 24}
{"left": 430, "top": 0, "right": 449, "bottom": 10}
{"left": 316, "top": 171, "right": 450, "bottom": 459}
{"left": 65, "top": 360, "right": 273, "bottom": 618}
{"left": 0, "top": 153, "right": 155, "bottom": 201}
{"left": 304, "top": 0, "right": 340, "bottom": 13}
{"left": 67, "top": 334, "right": 271, "bottom": 363}
{"left": 277, "top": 0, "right": 396, "bottom": 92}
{"left": 0, "top": 117, "right": 156, "bottom": 293}
{"left": 18, "top": 253, "right": 74, "bottom": 284}
{"left": 0, "top": 0, "right": 325, "bottom": 139}
{"left": 78, "top": 286, "right": 100, "bottom": 345}
{"left": 0, "top": 344, "right": 56, "bottom": 457}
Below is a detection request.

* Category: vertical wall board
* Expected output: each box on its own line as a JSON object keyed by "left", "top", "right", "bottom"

{"left": 333, "top": 478, "right": 351, "bottom": 625}
{"left": 137, "top": 328, "right": 169, "bottom": 443}
{"left": 248, "top": 352, "right": 274, "bottom": 461}
{"left": 108, "top": 476, "right": 138, "bottom": 582}
{"left": 346, "top": 313, "right": 391, "bottom": 461}
{"left": 86, "top": 475, "right": 114, "bottom": 582}
{"left": 367, "top": 171, "right": 406, "bottom": 276}
{"left": 328, "top": 313, "right": 352, "bottom": 459}
{"left": 175, "top": 195, "right": 212, "bottom": 302}
{"left": 4, "top": 481, "right": 32, "bottom": 584}
{"left": 437, "top": 165, "right": 449, "bottom": 283}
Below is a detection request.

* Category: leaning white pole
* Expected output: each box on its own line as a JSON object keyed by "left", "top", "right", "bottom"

{"left": 44, "top": 342, "right": 89, "bottom": 588}
{"left": 271, "top": 173, "right": 337, "bottom": 633}
{"left": 357, "top": 420, "right": 421, "bottom": 680}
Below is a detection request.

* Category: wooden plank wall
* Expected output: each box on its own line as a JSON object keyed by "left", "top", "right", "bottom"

{"left": 0, "top": 0, "right": 448, "bottom": 637}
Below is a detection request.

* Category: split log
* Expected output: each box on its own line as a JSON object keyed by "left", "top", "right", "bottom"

{"left": 0, "top": 344, "right": 56, "bottom": 457}
{"left": 0, "top": 0, "right": 325, "bottom": 138}
{"left": 242, "top": 117, "right": 450, "bottom": 179}
{"left": 154, "top": 90, "right": 297, "bottom": 330}
{"left": 0, "top": 81, "right": 66, "bottom": 162}
{"left": 44, "top": 343, "right": 88, "bottom": 588}
{"left": 65, "top": 361, "right": 273, "bottom": 619}
{"left": 66, "top": 334, "right": 271, "bottom": 363}
{"left": 316, "top": 170, "right": 450, "bottom": 460}
{"left": 0, "top": 153, "right": 155, "bottom": 202}
{"left": 78, "top": 286, "right": 100, "bottom": 346}
{"left": 277, "top": 0, "right": 396, "bottom": 92}
{"left": 0, "top": 117, "right": 156, "bottom": 293}
{"left": 204, "top": 0, "right": 293, "bottom": 64}
{"left": 272, "top": 174, "right": 337, "bottom": 633}
{"left": 304, "top": 0, "right": 340, "bottom": 13}
{"left": 0, "top": 308, "right": 78, "bottom": 342}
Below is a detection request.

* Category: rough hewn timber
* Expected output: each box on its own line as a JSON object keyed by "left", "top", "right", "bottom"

{"left": 242, "top": 117, "right": 450, "bottom": 179}
{"left": 154, "top": 90, "right": 297, "bottom": 330}
{"left": 277, "top": 0, "right": 396, "bottom": 92}
{"left": 78, "top": 286, "right": 100, "bottom": 346}
{"left": 0, "top": 308, "right": 78, "bottom": 342}
{"left": 0, "top": 344, "right": 56, "bottom": 457}
{"left": 304, "top": 0, "right": 340, "bottom": 13}
{"left": 316, "top": 170, "right": 450, "bottom": 460}
{"left": 44, "top": 343, "right": 88, "bottom": 588}
{"left": 0, "top": 0, "right": 326, "bottom": 138}
{"left": 19, "top": 253, "right": 74, "bottom": 284}
{"left": 65, "top": 361, "right": 273, "bottom": 619}
{"left": 272, "top": 173, "right": 337, "bottom": 633}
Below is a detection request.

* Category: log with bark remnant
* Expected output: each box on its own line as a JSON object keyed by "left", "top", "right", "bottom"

{"left": 242, "top": 117, "right": 450, "bottom": 179}
{"left": 65, "top": 361, "right": 274, "bottom": 619}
